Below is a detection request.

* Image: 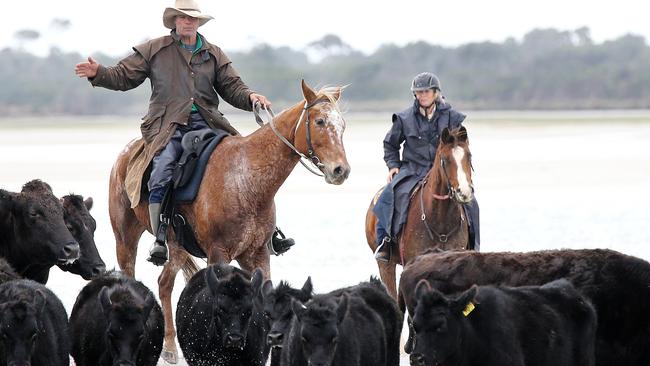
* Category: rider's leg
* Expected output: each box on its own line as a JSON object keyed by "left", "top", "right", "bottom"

{"left": 463, "top": 196, "right": 480, "bottom": 251}
{"left": 373, "top": 187, "right": 394, "bottom": 262}
{"left": 147, "top": 130, "right": 184, "bottom": 264}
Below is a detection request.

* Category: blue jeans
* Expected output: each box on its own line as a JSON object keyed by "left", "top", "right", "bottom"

{"left": 148, "top": 113, "right": 210, "bottom": 203}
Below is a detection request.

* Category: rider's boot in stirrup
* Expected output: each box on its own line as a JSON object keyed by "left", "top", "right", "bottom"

{"left": 269, "top": 227, "right": 295, "bottom": 255}
{"left": 147, "top": 203, "right": 168, "bottom": 266}
{"left": 374, "top": 236, "right": 392, "bottom": 262}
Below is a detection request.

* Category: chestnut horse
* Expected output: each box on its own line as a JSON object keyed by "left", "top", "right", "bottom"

{"left": 109, "top": 80, "right": 350, "bottom": 363}
{"left": 365, "top": 126, "right": 474, "bottom": 299}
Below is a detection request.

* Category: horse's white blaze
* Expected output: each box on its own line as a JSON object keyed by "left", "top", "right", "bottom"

{"left": 326, "top": 107, "right": 345, "bottom": 144}
{"left": 452, "top": 146, "right": 472, "bottom": 196}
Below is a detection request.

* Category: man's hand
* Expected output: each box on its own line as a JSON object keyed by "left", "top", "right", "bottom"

{"left": 75, "top": 56, "right": 99, "bottom": 78}
{"left": 250, "top": 93, "right": 272, "bottom": 109}
{"left": 387, "top": 167, "right": 400, "bottom": 183}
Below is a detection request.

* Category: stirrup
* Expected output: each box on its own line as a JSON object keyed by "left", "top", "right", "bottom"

{"left": 268, "top": 227, "right": 295, "bottom": 256}
{"left": 147, "top": 241, "right": 168, "bottom": 266}
{"left": 374, "top": 237, "right": 392, "bottom": 262}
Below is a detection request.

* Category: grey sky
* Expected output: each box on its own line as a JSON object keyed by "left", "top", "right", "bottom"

{"left": 3, "top": 0, "right": 649, "bottom": 57}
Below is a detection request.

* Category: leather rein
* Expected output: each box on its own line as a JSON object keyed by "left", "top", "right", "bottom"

{"left": 253, "top": 101, "right": 326, "bottom": 177}
{"left": 418, "top": 157, "right": 465, "bottom": 243}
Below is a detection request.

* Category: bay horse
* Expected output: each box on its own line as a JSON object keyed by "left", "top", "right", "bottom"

{"left": 109, "top": 80, "right": 350, "bottom": 363}
{"left": 365, "top": 126, "right": 474, "bottom": 299}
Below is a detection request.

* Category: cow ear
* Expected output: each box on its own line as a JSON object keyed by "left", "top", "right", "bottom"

{"left": 0, "top": 190, "right": 15, "bottom": 224}
{"left": 301, "top": 276, "right": 313, "bottom": 296}
{"left": 84, "top": 197, "right": 94, "bottom": 211}
{"left": 453, "top": 285, "right": 478, "bottom": 315}
{"left": 441, "top": 128, "right": 454, "bottom": 145}
{"left": 99, "top": 286, "right": 113, "bottom": 316}
{"left": 261, "top": 280, "right": 274, "bottom": 301}
{"left": 291, "top": 299, "right": 307, "bottom": 322}
{"left": 337, "top": 293, "right": 349, "bottom": 324}
{"left": 250, "top": 268, "right": 264, "bottom": 292}
{"left": 456, "top": 126, "right": 468, "bottom": 143}
{"left": 141, "top": 293, "right": 155, "bottom": 321}
{"left": 414, "top": 279, "right": 432, "bottom": 301}
{"left": 205, "top": 266, "right": 220, "bottom": 297}
{"left": 33, "top": 290, "right": 47, "bottom": 315}
{"left": 301, "top": 79, "right": 317, "bottom": 106}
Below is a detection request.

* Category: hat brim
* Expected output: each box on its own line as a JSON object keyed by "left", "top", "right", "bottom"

{"left": 163, "top": 8, "right": 213, "bottom": 29}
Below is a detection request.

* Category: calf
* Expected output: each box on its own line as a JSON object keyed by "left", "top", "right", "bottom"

{"left": 0, "top": 180, "right": 79, "bottom": 283}
{"left": 0, "top": 279, "right": 70, "bottom": 366}
{"left": 328, "top": 277, "right": 402, "bottom": 366}
{"left": 69, "top": 271, "right": 164, "bottom": 366}
{"left": 409, "top": 279, "right": 596, "bottom": 366}
{"left": 260, "top": 277, "right": 313, "bottom": 366}
{"left": 176, "top": 264, "right": 268, "bottom": 366}
{"left": 282, "top": 287, "right": 394, "bottom": 366}
{"left": 399, "top": 249, "right": 650, "bottom": 366}
{"left": 58, "top": 194, "right": 106, "bottom": 279}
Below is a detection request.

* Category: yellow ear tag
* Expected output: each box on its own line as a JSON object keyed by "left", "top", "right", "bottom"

{"left": 462, "top": 302, "right": 475, "bottom": 317}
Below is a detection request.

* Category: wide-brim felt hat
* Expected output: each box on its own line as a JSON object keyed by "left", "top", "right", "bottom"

{"left": 163, "top": 0, "right": 213, "bottom": 29}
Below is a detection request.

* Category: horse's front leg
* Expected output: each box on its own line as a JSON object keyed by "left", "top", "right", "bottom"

{"left": 237, "top": 242, "right": 271, "bottom": 279}
{"left": 158, "top": 243, "right": 183, "bottom": 364}
{"left": 378, "top": 260, "right": 398, "bottom": 300}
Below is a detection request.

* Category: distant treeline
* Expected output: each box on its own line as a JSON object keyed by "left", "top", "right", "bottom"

{"left": 1, "top": 27, "right": 650, "bottom": 115}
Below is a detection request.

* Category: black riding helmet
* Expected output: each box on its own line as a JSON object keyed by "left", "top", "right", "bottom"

{"left": 411, "top": 72, "right": 441, "bottom": 92}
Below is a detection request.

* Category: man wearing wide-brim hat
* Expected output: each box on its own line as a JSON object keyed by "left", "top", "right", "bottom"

{"left": 75, "top": 1, "right": 271, "bottom": 268}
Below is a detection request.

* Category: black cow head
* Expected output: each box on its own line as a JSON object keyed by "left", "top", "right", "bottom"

{"left": 291, "top": 294, "right": 348, "bottom": 366}
{"left": 261, "top": 276, "right": 313, "bottom": 348}
{"left": 0, "top": 291, "right": 46, "bottom": 366}
{"left": 0, "top": 180, "right": 79, "bottom": 271}
{"left": 409, "top": 280, "right": 478, "bottom": 366}
{"left": 99, "top": 285, "right": 155, "bottom": 366}
{"left": 58, "top": 195, "right": 106, "bottom": 279}
{"left": 205, "top": 266, "right": 264, "bottom": 350}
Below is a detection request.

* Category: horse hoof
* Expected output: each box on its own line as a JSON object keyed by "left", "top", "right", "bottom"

{"left": 161, "top": 349, "right": 177, "bottom": 364}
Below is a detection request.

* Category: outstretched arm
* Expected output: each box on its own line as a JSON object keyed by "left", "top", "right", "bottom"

{"left": 75, "top": 52, "right": 149, "bottom": 91}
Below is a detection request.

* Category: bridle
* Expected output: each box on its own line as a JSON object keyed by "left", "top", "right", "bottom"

{"left": 253, "top": 101, "right": 329, "bottom": 177}
{"left": 418, "top": 149, "right": 473, "bottom": 243}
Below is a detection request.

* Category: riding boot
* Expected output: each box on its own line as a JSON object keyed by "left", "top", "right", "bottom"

{"left": 269, "top": 227, "right": 295, "bottom": 255}
{"left": 147, "top": 203, "right": 168, "bottom": 266}
{"left": 374, "top": 236, "right": 392, "bottom": 262}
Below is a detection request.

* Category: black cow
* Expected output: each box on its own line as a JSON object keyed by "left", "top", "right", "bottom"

{"left": 0, "top": 279, "right": 70, "bottom": 366}
{"left": 282, "top": 285, "right": 396, "bottom": 366}
{"left": 0, "top": 258, "right": 19, "bottom": 284}
{"left": 409, "top": 279, "right": 596, "bottom": 366}
{"left": 58, "top": 194, "right": 106, "bottom": 279}
{"left": 260, "top": 277, "right": 313, "bottom": 366}
{"left": 327, "top": 277, "right": 402, "bottom": 366}
{"left": 176, "top": 264, "right": 269, "bottom": 366}
{"left": 69, "top": 271, "right": 164, "bottom": 366}
{"left": 0, "top": 180, "right": 79, "bottom": 283}
{"left": 399, "top": 249, "right": 650, "bottom": 366}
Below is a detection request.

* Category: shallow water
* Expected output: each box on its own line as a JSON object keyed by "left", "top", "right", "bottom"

{"left": 1, "top": 111, "right": 649, "bottom": 365}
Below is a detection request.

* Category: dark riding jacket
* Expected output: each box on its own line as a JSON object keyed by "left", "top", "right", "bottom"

{"left": 375, "top": 99, "right": 466, "bottom": 236}
{"left": 89, "top": 30, "right": 254, "bottom": 207}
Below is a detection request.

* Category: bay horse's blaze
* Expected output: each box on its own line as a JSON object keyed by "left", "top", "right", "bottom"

{"left": 365, "top": 126, "right": 474, "bottom": 299}
{"left": 108, "top": 80, "right": 349, "bottom": 363}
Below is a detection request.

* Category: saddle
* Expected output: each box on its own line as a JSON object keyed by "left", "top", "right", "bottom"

{"left": 155, "top": 129, "right": 229, "bottom": 258}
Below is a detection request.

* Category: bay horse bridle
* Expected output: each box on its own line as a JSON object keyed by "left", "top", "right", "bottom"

{"left": 253, "top": 101, "right": 330, "bottom": 177}
{"left": 418, "top": 151, "right": 473, "bottom": 244}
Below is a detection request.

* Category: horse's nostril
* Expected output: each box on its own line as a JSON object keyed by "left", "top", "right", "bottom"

{"left": 333, "top": 166, "right": 343, "bottom": 176}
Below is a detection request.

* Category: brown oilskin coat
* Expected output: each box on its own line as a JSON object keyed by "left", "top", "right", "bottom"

{"left": 90, "top": 30, "right": 254, "bottom": 207}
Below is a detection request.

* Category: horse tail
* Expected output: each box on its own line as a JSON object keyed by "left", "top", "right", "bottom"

{"left": 181, "top": 255, "right": 201, "bottom": 283}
